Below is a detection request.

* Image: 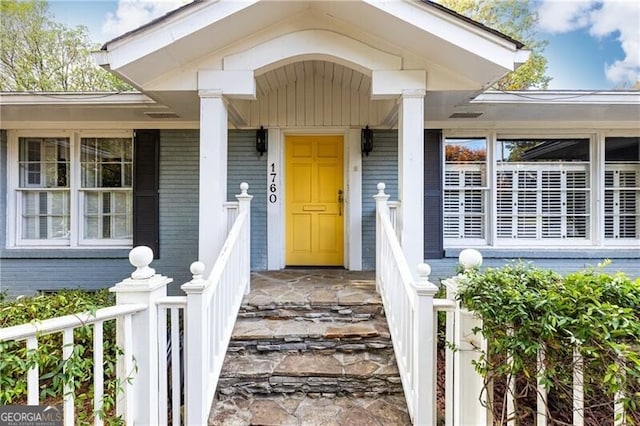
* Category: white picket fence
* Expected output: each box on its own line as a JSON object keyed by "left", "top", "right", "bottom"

{"left": 0, "top": 183, "right": 252, "bottom": 426}
{"left": 0, "top": 304, "right": 147, "bottom": 426}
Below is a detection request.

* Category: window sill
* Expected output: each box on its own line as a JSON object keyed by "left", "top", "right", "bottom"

{"left": 1, "top": 247, "right": 131, "bottom": 259}
{"left": 444, "top": 247, "right": 640, "bottom": 259}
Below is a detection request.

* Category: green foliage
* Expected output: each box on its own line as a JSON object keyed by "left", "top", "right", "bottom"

{"left": 457, "top": 262, "right": 640, "bottom": 423}
{"left": 0, "top": 290, "right": 125, "bottom": 425}
{"left": 0, "top": 0, "right": 131, "bottom": 91}
{"left": 439, "top": 0, "right": 551, "bottom": 89}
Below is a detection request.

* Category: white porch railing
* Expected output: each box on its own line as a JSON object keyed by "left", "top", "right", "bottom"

{"left": 0, "top": 182, "right": 252, "bottom": 426}
{"left": 375, "top": 182, "right": 484, "bottom": 426}
{"left": 0, "top": 304, "right": 146, "bottom": 426}
{"left": 180, "top": 182, "right": 252, "bottom": 425}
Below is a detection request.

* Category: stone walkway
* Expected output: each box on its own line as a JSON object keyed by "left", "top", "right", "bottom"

{"left": 209, "top": 269, "right": 412, "bottom": 425}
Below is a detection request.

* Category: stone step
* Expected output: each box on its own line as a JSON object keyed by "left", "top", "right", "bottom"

{"left": 218, "top": 351, "right": 403, "bottom": 397}
{"left": 240, "top": 272, "right": 383, "bottom": 321}
{"left": 210, "top": 394, "right": 412, "bottom": 425}
{"left": 228, "top": 318, "right": 393, "bottom": 353}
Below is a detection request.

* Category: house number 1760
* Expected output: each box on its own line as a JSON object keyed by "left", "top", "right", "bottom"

{"left": 269, "top": 163, "right": 277, "bottom": 203}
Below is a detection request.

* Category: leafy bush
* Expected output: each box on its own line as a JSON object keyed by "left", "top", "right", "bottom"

{"left": 0, "top": 289, "right": 124, "bottom": 425}
{"left": 457, "top": 261, "right": 640, "bottom": 425}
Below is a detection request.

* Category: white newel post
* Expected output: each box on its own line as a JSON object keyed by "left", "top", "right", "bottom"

{"left": 236, "top": 182, "right": 253, "bottom": 294}
{"left": 110, "top": 246, "right": 173, "bottom": 425}
{"left": 398, "top": 89, "right": 425, "bottom": 278}
{"left": 413, "top": 263, "right": 438, "bottom": 426}
{"left": 445, "top": 249, "right": 487, "bottom": 426}
{"left": 373, "top": 183, "right": 390, "bottom": 292}
{"left": 199, "top": 89, "right": 228, "bottom": 276}
{"left": 181, "top": 261, "right": 208, "bottom": 426}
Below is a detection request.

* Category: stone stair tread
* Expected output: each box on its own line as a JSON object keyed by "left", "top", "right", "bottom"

{"left": 210, "top": 394, "right": 411, "bottom": 425}
{"left": 220, "top": 351, "right": 399, "bottom": 379}
{"left": 231, "top": 318, "right": 389, "bottom": 341}
{"left": 243, "top": 273, "right": 381, "bottom": 310}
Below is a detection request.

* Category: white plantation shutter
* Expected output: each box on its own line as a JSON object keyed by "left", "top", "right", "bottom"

{"left": 605, "top": 164, "right": 639, "bottom": 239}
{"left": 496, "top": 163, "right": 590, "bottom": 241}
{"left": 443, "top": 164, "right": 486, "bottom": 241}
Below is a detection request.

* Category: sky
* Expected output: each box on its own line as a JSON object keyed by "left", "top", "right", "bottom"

{"left": 47, "top": 0, "right": 640, "bottom": 90}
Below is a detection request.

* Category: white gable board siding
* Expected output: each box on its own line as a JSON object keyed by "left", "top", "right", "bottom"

{"left": 237, "top": 61, "right": 395, "bottom": 128}
{"left": 362, "top": 130, "right": 399, "bottom": 270}
{"left": 227, "top": 130, "right": 267, "bottom": 271}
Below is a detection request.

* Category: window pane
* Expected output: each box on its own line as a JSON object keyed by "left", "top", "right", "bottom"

{"left": 19, "top": 138, "right": 69, "bottom": 188}
{"left": 496, "top": 138, "right": 590, "bottom": 241}
{"left": 606, "top": 137, "right": 640, "bottom": 161}
{"left": 21, "top": 190, "right": 69, "bottom": 240}
{"left": 498, "top": 139, "right": 589, "bottom": 162}
{"left": 604, "top": 137, "right": 639, "bottom": 240}
{"left": 82, "top": 190, "right": 132, "bottom": 240}
{"left": 81, "top": 137, "right": 133, "bottom": 188}
{"left": 444, "top": 138, "right": 487, "bottom": 242}
{"left": 445, "top": 138, "right": 486, "bottom": 162}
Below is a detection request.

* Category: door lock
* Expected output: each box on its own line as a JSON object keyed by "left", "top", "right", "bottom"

{"left": 338, "top": 189, "right": 344, "bottom": 216}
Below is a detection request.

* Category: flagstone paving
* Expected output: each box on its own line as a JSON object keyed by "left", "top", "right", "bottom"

{"left": 209, "top": 270, "right": 411, "bottom": 425}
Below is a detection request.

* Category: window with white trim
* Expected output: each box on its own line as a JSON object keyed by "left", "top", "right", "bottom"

{"left": 604, "top": 137, "right": 639, "bottom": 241}
{"left": 496, "top": 138, "right": 590, "bottom": 242}
{"left": 9, "top": 132, "right": 133, "bottom": 247}
{"left": 443, "top": 138, "right": 488, "bottom": 244}
{"left": 444, "top": 134, "right": 640, "bottom": 249}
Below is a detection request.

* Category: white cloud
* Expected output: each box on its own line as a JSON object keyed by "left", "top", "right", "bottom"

{"left": 102, "top": 0, "right": 186, "bottom": 39}
{"left": 589, "top": 0, "right": 640, "bottom": 85}
{"left": 537, "top": 0, "right": 640, "bottom": 86}
{"left": 537, "top": 0, "right": 595, "bottom": 33}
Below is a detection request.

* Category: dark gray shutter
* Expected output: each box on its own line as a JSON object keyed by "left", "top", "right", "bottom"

{"left": 133, "top": 129, "right": 160, "bottom": 258}
{"left": 424, "top": 129, "right": 443, "bottom": 259}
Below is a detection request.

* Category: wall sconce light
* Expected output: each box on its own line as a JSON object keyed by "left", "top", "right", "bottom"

{"left": 361, "top": 125, "right": 373, "bottom": 156}
{"left": 256, "top": 126, "right": 267, "bottom": 156}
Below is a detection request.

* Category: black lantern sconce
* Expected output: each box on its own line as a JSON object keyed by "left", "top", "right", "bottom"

{"left": 361, "top": 125, "right": 373, "bottom": 156}
{"left": 256, "top": 126, "right": 267, "bottom": 156}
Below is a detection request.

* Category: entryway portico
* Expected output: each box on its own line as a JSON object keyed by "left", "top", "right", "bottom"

{"left": 95, "top": 0, "right": 528, "bottom": 275}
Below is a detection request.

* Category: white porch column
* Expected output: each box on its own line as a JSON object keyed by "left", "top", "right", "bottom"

{"left": 198, "top": 89, "right": 228, "bottom": 274}
{"left": 398, "top": 89, "right": 426, "bottom": 274}
{"left": 372, "top": 70, "right": 426, "bottom": 275}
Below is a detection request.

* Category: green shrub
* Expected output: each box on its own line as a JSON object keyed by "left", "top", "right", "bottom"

{"left": 0, "top": 289, "right": 124, "bottom": 425}
{"left": 457, "top": 261, "right": 640, "bottom": 424}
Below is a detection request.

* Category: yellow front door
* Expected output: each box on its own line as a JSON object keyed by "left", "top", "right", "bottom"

{"left": 286, "top": 135, "right": 344, "bottom": 266}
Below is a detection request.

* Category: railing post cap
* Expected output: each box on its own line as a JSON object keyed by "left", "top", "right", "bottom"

{"left": 377, "top": 182, "right": 386, "bottom": 193}
{"left": 129, "top": 246, "right": 155, "bottom": 279}
{"left": 190, "top": 261, "right": 205, "bottom": 277}
{"left": 240, "top": 182, "right": 249, "bottom": 193}
{"left": 182, "top": 261, "right": 207, "bottom": 293}
{"left": 459, "top": 248, "right": 483, "bottom": 270}
{"left": 417, "top": 262, "right": 431, "bottom": 278}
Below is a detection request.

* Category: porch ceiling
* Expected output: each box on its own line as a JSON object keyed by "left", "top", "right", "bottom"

{"left": 255, "top": 61, "right": 371, "bottom": 97}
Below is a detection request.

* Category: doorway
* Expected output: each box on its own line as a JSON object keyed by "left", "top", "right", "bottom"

{"left": 285, "top": 135, "right": 344, "bottom": 266}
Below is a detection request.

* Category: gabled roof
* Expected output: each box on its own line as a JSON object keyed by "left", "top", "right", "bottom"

{"left": 94, "top": 0, "right": 529, "bottom": 91}
{"left": 100, "top": 0, "right": 526, "bottom": 51}
{"left": 422, "top": 0, "right": 524, "bottom": 49}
